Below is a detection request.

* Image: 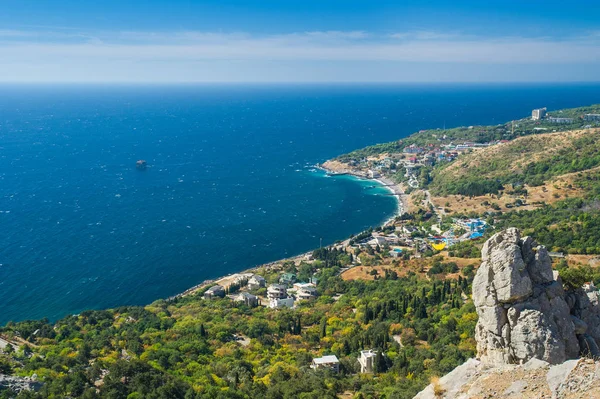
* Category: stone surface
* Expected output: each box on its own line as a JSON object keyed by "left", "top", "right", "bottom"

{"left": 413, "top": 228, "right": 600, "bottom": 399}
{"left": 0, "top": 374, "right": 42, "bottom": 394}
{"left": 473, "top": 228, "right": 579, "bottom": 366}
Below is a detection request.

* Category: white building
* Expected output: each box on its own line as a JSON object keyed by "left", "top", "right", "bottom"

{"left": 296, "top": 286, "right": 318, "bottom": 301}
{"left": 311, "top": 355, "right": 340, "bottom": 373}
{"left": 367, "top": 236, "right": 387, "bottom": 246}
{"left": 269, "top": 297, "right": 295, "bottom": 309}
{"left": 532, "top": 107, "right": 547, "bottom": 120}
{"left": 267, "top": 284, "right": 288, "bottom": 300}
{"left": 547, "top": 117, "right": 574, "bottom": 124}
{"left": 247, "top": 275, "right": 266, "bottom": 290}
{"left": 368, "top": 170, "right": 381, "bottom": 179}
{"left": 584, "top": 114, "right": 600, "bottom": 121}
{"left": 358, "top": 350, "right": 377, "bottom": 373}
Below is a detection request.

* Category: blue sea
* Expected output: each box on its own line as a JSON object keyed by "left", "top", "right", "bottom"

{"left": 1, "top": 83, "right": 599, "bottom": 324}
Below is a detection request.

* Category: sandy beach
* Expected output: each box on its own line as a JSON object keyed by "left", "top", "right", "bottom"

{"left": 174, "top": 162, "right": 407, "bottom": 299}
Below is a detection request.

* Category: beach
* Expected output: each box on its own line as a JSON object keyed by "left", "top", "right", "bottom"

{"left": 174, "top": 162, "right": 407, "bottom": 299}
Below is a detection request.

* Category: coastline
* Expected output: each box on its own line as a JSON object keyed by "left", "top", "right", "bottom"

{"left": 174, "top": 162, "right": 407, "bottom": 299}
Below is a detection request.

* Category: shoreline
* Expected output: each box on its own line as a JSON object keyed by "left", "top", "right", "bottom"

{"left": 173, "top": 163, "right": 407, "bottom": 299}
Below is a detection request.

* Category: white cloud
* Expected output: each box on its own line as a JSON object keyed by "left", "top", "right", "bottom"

{"left": 0, "top": 29, "right": 599, "bottom": 82}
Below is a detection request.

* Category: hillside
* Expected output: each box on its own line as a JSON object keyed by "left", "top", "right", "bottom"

{"left": 334, "top": 104, "right": 600, "bottom": 164}
{"left": 0, "top": 247, "right": 478, "bottom": 399}
{"left": 428, "top": 128, "right": 600, "bottom": 196}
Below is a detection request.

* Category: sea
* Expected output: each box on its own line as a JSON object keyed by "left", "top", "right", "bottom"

{"left": 1, "top": 83, "right": 599, "bottom": 324}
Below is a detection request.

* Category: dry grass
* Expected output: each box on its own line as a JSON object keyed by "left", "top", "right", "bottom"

{"left": 438, "top": 129, "right": 594, "bottom": 181}
{"left": 431, "top": 165, "right": 597, "bottom": 216}
{"left": 341, "top": 254, "right": 479, "bottom": 282}
{"left": 431, "top": 376, "right": 446, "bottom": 397}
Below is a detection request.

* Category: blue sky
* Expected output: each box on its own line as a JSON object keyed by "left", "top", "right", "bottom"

{"left": 1, "top": 0, "right": 599, "bottom": 82}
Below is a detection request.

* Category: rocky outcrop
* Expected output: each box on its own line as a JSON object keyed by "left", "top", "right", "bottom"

{"left": 0, "top": 374, "right": 42, "bottom": 394}
{"left": 414, "top": 357, "right": 600, "bottom": 399}
{"left": 414, "top": 228, "right": 600, "bottom": 398}
{"left": 473, "top": 228, "right": 581, "bottom": 365}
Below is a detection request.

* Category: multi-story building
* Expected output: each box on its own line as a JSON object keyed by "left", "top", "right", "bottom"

{"left": 532, "top": 107, "right": 547, "bottom": 120}
{"left": 267, "top": 284, "right": 288, "bottom": 300}
{"left": 547, "top": 117, "right": 574, "bottom": 124}
{"left": 358, "top": 350, "right": 377, "bottom": 373}
{"left": 584, "top": 114, "right": 600, "bottom": 122}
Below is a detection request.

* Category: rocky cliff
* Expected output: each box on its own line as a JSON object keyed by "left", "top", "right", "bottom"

{"left": 415, "top": 228, "right": 600, "bottom": 399}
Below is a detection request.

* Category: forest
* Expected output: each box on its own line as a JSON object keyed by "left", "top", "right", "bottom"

{"left": 0, "top": 248, "right": 477, "bottom": 399}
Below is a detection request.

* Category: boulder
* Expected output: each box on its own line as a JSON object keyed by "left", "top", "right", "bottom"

{"left": 473, "top": 228, "right": 579, "bottom": 365}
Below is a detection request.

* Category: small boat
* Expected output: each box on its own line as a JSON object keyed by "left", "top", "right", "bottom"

{"left": 136, "top": 160, "right": 147, "bottom": 170}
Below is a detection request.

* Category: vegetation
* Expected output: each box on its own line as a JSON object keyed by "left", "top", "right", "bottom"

{"left": 0, "top": 248, "right": 477, "bottom": 399}
{"left": 428, "top": 130, "right": 600, "bottom": 196}
{"left": 335, "top": 104, "right": 600, "bottom": 164}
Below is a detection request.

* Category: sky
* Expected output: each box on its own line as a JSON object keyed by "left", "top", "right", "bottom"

{"left": 1, "top": 0, "right": 599, "bottom": 83}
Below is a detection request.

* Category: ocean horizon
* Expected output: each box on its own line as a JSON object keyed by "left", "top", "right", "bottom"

{"left": 1, "top": 83, "right": 600, "bottom": 324}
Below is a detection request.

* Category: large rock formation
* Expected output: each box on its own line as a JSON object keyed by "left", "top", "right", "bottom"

{"left": 414, "top": 228, "right": 600, "bottom": 399}
{"left": 473, "top": 228, "right": 581, "bottom": 365}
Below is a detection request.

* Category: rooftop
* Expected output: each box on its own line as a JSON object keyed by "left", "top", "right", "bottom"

{"left": 313, "top": 355, "right": 339, "bottom": 364}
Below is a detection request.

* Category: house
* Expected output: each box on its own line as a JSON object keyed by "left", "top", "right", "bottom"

{"left": 204, "top": 285, "right": 225, "bottom": 300}
{"left": 311, "top": 355, "right": 340, "bottom": 373}
{"left": 368, "top": 169, "right": 381, "bottom": 179}
{"left": 402, "top": 226, "right": 418, "bottom": 235}
{"left": 267, "top": 284, "right": 288, "bottom": 300}
{"left": 358, "top": 350, "right": 377, "bottom": 373}
{"left": 532, "top": 107, "right": 547, "bottom": 121}
{"left": 403, "top": 145, "right": 424, "bottom": 154}
{"left": 269, "top": 297, "right": 295, "bottom": 309}
{"left": 247, "top": 275, "right": 266, "bottom": 290}
{"left": 367, "top": 236, "right": 387, "bottom": 246}
{"left": 389, "top": 249, "right": 402, "bottom": 258}
{"left": 384, "top": 234, "right": 400, "bottom": 244}
{"left": 279, "top": 272, "right": 297, "bottom": 285}
{"left": 233, "top": 292, "right": 258, "bottom": 307}
{"left": 292, "top": 282, "right": 315, "bottom": 291}
{"left": 296, "top": 286, "right": 318, "bottom": 301}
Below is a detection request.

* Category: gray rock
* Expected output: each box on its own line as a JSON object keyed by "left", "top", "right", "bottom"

{"left": 546, "top": 359, "right": 579, "bottom": 398}
{"left": 473, "top": 228, "right": 579, "bottom": 366}
{"left": 413, "top": 358, "right": 481, "bottom": 399}
{"left": 0, "top": 374, "right": 42, "bottom": 394}
{"left": 503, "top": 380, "right": 528, "bottom": 396}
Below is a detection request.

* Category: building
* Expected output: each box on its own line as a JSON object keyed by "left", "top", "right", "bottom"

{"left": 403, "top": 145, "right": 424, "bottom": 154}
{"left": 358, "top": 350, "right": 377, "bottom": 373}
{"left": 367, "top": 169, "right": 381, "bottom": 179}
{"left": 532, "top": 107, "right": 547, "bottom": 120}
{"left": 247, "top": 275, "right": 266, "bottom": 290}
{"left": 292, "top": 282, "right": 315, "bottom": 291}
{"left": 233, "top": 292, "right": 258, "bottom": 307}
{"left": 296, "top": 286, "right": 318, "bottom": 301}
{"left": 402, "top": 226, "right": 418, "bottom": 235}
{"left": 279, "top": 272, "right": 297, "bottom": 285}
{"left": 311, "top": 355, "right": 340, "bottom": 373}
{"left": 269, "top": 297, "right": 295, "bottom": 309}
{"left": 547, "top": 117, "right": 574, "bottom": 124}
{"left": 584, "top": 114, "right": 600, "bottom": 121}
{"left": 367, "top": 236, "right": 387, "bottom": 246}
{"left": 389, "top": 249, "right": 403, "bottom": 258}
{"left": 267, "top": 284, "right": 288, "bottom": 300}
{"left": 204, "top": 285, "right": 225, "bottom": 300}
